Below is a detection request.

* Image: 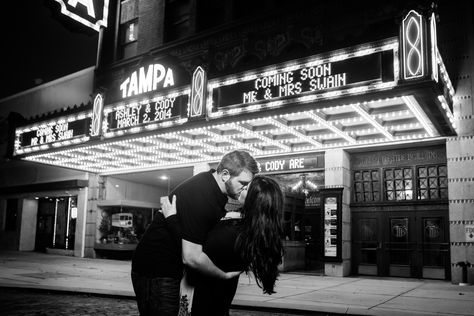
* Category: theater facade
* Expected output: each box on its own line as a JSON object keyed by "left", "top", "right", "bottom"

{"left": 2, "top": 1, "right": 473, "bottom": 284}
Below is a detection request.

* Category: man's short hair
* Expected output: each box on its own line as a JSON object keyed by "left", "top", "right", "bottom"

{"left": 216, "top": 150, "right": 259, "bottom": 176}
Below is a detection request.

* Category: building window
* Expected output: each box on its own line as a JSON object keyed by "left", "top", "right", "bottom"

{"left": 196, "top": 0, "right": 228, "bottom": 31}
{"left": 353, "top": 170, "right": 380, "bottom": 202}
{"left": 5, "top": 199, "right": 18, "bottom": 231}
{"left": 417, "top": 165, "right": 448, "bottom": 200}
{"left": 384, "top": 167, "right": 413, "bottom": 201}
{"left": 164, "top": 0, "right": 193, "bottom": 43}
{"left": 119, "top": 0, "right": 138, "bottom": 59}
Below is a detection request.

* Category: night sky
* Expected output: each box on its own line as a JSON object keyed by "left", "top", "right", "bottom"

{"left": 1, "top": 0, "right": 98, "bottom": 99}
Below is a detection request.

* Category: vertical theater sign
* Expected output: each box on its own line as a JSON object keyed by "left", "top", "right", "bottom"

{"left": 53, "top": 0, "right": 109, "bottom": 32}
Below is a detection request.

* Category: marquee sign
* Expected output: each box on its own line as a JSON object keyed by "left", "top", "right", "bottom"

{"left": 17, "top": 116, "right": 91, "bottom": 149}
{"left": 257, "top": 153, "right": 324, "bottom": 173}
{"left": 211, "top": 52, "right": 390, "bottom": 110}
{"left": 103, "top": 59, "right": 191, "bottom": 105}
{"left": 105, "top": 94, "right": 189, "bottom": 131}
{"left": 119, "top": 63, "right": 175, "bottom": 99}
{"left": 54, "top": 0, "right": 109, "bottom": 32}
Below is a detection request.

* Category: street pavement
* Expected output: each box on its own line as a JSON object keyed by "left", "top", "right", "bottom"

{"left": 0, "top": 288, "right": 302, "bottom": 316}
{"left": 0, "top": 250, "right": 474, "bottom": 316}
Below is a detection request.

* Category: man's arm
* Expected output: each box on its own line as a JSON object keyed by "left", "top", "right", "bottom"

{"left": 182, "top": 239, "right": 241, "bottom": 280}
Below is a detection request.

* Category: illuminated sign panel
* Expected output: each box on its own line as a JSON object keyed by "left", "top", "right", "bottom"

{"left": 190, "top": 67, "right": 207, "bottom": 118}
{"left": 257, "top": 154, "right": 323, "bottom": 173}
{"left": 119, "top": 64, "right": 175, "bottom": 99}
{"left": 18, "top": 117, "right": 91, "bottom": 149}
{"left": 212, "top": 52, "right": 385, "bottom": 109}
{"left": 90, "top": 93, "right": 104, "bottom": 136}
{"left": 106, "top": 94, "right": 188, "bottom": 131}
{"left": 103, "top": 60, "right": 190, "bottom": 105}
{"left": 54, "top": 0, "right": 109, "bottom": 32}
{"left": 402, "top": 10, "right": 426, "bottom": 80}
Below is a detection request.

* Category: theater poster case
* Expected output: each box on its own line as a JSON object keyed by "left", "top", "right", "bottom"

{"left": 320, "top": 188, "right": 343, "bottom": 262}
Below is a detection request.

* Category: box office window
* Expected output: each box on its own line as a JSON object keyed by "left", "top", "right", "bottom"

{"left": 353, "top": 170, "right": 380, "bottom": 202}
{"left": 417, "top": 165, "right": 448, "bottom": 200}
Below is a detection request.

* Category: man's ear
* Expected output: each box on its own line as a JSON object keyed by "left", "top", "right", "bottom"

{"left": 221, "top": 169, "right": 231, "bottom": 182}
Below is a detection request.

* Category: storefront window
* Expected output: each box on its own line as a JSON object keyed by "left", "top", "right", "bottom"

{"left": 97, "top": 207, "right": 153, "bottom": 247}
{"left": 268, "top": 172, "right": 324, "bottom": 242}
{"left": 270, "top": 172, "right": 324, "bottom": 207}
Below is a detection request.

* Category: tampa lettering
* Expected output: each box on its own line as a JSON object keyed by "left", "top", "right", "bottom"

{"left": 120, "top": 64, "right": 175, "bottom": 99}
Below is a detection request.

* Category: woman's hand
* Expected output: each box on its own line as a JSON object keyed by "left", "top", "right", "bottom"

{"left": 161, "top": 195, "right": 177, "bottom": 218}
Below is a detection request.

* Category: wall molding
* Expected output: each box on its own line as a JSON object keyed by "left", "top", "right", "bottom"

{"left": 448, "top": 156, "right": 474, "bottom": 162}
{"left": 448, "top": 178, "right": 474, "bottom": 182}
{"left": 450, "top": 220, "right": 474, "bottom": 225}
{"left": 449, "top": 199, "right": 474, "bottom": 203}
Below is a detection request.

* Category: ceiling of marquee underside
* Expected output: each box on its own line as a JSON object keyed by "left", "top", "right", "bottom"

{"left": 23, "top": 95, "right": 445, "bottom": 174}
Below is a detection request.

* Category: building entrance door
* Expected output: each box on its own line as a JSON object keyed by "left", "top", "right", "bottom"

{"left": 353, "top": 209, "right": 449, "bottom": 279}
{"left": 35, "top": 196, "right": 77, "bottom": 251}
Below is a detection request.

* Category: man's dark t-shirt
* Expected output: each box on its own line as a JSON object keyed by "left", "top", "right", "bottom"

{"left": 131, "top": 170, "right": 228, "bottom": 278}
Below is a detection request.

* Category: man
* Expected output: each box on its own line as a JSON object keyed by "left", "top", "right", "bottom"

{"left": 131, "top": 150, "right": 259, "bottom": 315}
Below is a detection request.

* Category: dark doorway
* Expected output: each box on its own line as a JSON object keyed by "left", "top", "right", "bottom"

{"left": 35, "top": 196, "right": 77, "bottom": 251}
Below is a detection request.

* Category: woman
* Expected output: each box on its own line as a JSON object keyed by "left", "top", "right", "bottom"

{"left": 163, "top": 175, "right": 284, "bottom": 316}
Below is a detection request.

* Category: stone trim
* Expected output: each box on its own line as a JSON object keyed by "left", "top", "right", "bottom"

{"left": 447, "top": 156, "right": 474, "bottom": 162}
{"left": 455, "top": 114, "right": 473, "bottom": 120}
{"left": 449, "top": 199, "right": 474, "bottom": 203}
{"left": 450, "top": 220, "right": 474, "bottom": 224}
{"left": 447, "top": 135, "right": 474, "bottom": 141}
{"left": 448, "top": 178, "right": 474, "bottom": 182}
{"left": 450, "top": 242, "right": 474, "bottom": 246}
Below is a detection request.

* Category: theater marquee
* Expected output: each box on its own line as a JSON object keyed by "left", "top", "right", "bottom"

{"left": 212, "top": 52, "right": 393, "bottom": 110}
{"left": 13, "top": 11, "right": 456, "bottom": 174}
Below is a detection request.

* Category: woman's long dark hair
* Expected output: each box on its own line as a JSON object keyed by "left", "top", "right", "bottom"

{"left": 235, "top": 175, "right": 284, "bottom": 294}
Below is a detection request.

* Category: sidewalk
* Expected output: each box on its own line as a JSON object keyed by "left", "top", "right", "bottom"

{"left": 0, "top": 250, "right": 473, "bottom": 316}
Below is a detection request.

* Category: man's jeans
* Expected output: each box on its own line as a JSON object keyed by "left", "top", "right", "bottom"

{"left": 131, "top": 271, "right": 180, "bottom": 316}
